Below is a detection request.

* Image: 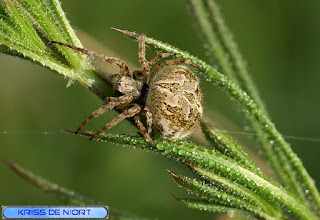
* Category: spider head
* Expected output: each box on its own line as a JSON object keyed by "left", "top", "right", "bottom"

{"left": 114, "top": 76, "right": 143, "bottom": 100}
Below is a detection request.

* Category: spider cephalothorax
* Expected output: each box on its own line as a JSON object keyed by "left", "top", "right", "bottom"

{"left": 51, "top": 31, "right": 203, "bottom": 146}
{"left": 115, "top": 75, "right": 143, "bottom": 99}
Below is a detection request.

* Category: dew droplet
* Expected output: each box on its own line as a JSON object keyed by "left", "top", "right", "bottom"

{"left": 178, "top": 149, "right": 186, "bottom": 156}
{"left": 156, "top": 143, "right": 165, "bottom": 151}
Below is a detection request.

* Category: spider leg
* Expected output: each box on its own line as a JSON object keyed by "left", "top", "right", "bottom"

{"left": 76, "top": 93, "right": 134, "bottom": 133}
{"left": 138, "top": 34, "right": 148, "bottom": 74}
{"left": 133, "top": 114, "right": 155, "bottom": 147}
{"left": 148, "top": 52, "right": 176, "bottom": 67}
{"left": 141, "top": 106, "right": 153, "bottom": 134}
{"left": 152, "top": 58, "right": 203, "bottom": 74}
{"left": 135, "top": 35, "right": 176, "bottom": 79}
{"left": 90, "top": 104, "right": 141, "bottom": 140}
{"left": 51, "top": 41, "right": 130, "bottom": 75}
{"left": 133, "top": 34, "right": 150, "bottom": 79}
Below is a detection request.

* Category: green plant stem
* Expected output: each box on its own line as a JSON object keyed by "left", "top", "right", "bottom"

{"left": 187, "top": 0, "right": 268, "bottom": 116}
{"left": 74, "top": 131, "right": 317, "bottom": 219}
{"left": 202, "top": 49, "right": 320, "bottom": 213}
{"left": 186, "top": 0, "right": 313, "bottom": 205}
{"left": 187, "top": 0, "right": 238, "bottom": 86}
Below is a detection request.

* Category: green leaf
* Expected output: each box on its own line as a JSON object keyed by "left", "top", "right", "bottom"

{"left": 177, "top": 198, "right": 265, "bottom": 219}
{"left": 200, "top": 121, "right": 259, "bottom": 174}
{"left": 0, "top": 0, "right": 111, "bottom": 99}
{"left": 168, "top": 170, "right": 277, "bottom": 219}
{"left": 187, "top": 164, "right": 281, "bottom": 218}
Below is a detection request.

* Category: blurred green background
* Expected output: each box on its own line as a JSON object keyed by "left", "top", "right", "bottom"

{"left": 1, "top": 0, "right": 320, "bottom": 219}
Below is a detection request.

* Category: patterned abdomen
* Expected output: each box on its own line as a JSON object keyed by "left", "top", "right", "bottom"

{"left": 146, "top": 65, "right": 203, "bottom": 139}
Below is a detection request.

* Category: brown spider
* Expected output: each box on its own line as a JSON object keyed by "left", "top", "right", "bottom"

{"left": 51, "top": 31, "right": 203, "bottom": 146}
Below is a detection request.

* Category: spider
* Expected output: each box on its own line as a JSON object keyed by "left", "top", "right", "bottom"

{"left": 51, "top": 31, "right": 203, "bottom": 146}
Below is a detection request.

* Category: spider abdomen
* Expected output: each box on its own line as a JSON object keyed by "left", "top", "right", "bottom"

{"left": 146, "top": 65, "right": 203, "bottom": 139}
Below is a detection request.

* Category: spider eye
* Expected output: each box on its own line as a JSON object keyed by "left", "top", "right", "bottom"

{"left": 115, "top": 76, "right": 141, "bottom": 99}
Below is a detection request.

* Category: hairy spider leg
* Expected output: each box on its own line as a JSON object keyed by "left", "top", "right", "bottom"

{"left": 134, "top": 34, "right": 176, "bottom": 78}
{"left": 76, "top": 93, "right": 134, "bottom": 133}
{"left": 141, "top": 106, "right": 153, "bottom": 134}
{"left": 152, "top": 58, "right": 203, "bottom": 74}
{"left": 133, "top": 114, "right": 155, "bottom": 146}
{"left": 51, "top": 41, "right": 130, "bottom": 75}
{"left": 90, "top": 103, "right": 141, "bottom": 140}
{"left": 148, "top": 52, "right": 176, "bottom": 66}
{"left": 138, "top": 34, "right": 148, "bottom": 75}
